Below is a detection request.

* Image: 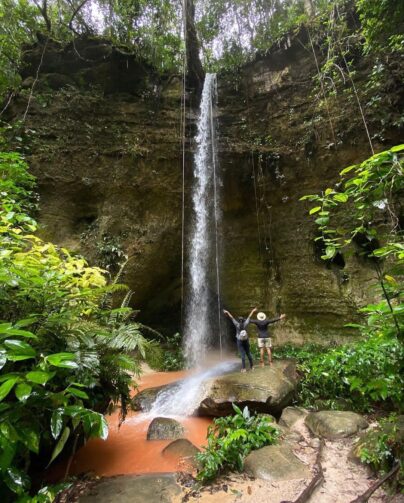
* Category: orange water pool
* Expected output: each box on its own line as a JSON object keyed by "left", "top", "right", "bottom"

{"left": 64, "top": 370, "right": 212, "bottom": 477}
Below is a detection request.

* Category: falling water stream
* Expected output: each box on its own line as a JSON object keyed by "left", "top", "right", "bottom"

{"left": 148, "top": 72, "right": 233, "bottom": 417}
{"left": 184, "top": 73, "right": 222, "bottom": 367}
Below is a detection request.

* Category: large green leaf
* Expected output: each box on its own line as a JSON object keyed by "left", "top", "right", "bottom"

{"left": 0, "top": 377, "right": 18, "bottom": 402}
{"left": 26, "top": 370, "right": 55, "bottom": 385}
{"left": 48, "top": 426, "right": 70, "bottom": 466}
{"left": 46, "top": 352, "right": 78, "bottom": 369}
{"left": 4, "top": 339, "right": 35, "bottom": 356}
{"left": 67, "top": 387, "right": 89, "bottom": 399}
{"left": 4, "top": 467, "right": 30, "bottom": 494}
{"left": 15, "top": 383, "right": 32, "bottom": 401}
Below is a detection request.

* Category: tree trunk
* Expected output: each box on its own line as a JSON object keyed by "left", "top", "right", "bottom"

{"left": 184, "top": 0, "right": 205, "bottom": 93}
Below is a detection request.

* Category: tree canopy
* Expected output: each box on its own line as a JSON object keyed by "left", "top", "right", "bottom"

{"left": 1, "top": 0, "right": 404, "bottom": 99}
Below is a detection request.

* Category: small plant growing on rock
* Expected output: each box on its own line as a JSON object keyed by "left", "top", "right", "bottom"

{"left": 196, "top": 404, "right": 279, "bottom": 482}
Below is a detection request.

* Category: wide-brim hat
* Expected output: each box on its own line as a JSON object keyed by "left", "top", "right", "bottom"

{"left": 257, "top": 312, "right": 266, "bottom": 321}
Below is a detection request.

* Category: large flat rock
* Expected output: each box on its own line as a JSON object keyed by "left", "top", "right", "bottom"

{"left": 197, "top": 360, "right": 298, "bottom": 416}
{"left": 79, "top": 474, "right": 181, "bottom": 503}
{"left": 305, "top": 411, "right": 368, "bottom": 439}
{"left": 244, "top": 444, "right": 311, "bottom": 481}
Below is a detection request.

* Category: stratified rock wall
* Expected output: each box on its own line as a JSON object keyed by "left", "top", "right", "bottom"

{"left": 7, "top": 36, "right": 403, "bottom": 341}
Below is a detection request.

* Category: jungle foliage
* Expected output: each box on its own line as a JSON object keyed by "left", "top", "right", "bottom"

{"left": 1, "top": 0, "right": 404, "bottom": 100}
{"left": 299, "top": 145, "right": 403, "bottom": 413}
{"left": 0, "top": 151, "right": 156, "bottom": 501}
{"left": 196, "top": 404, "right": 279, "bottom": 482}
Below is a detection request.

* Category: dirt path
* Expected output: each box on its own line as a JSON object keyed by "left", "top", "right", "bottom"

{"left": 174, "top": 417, "right": 400, "bottom": 503}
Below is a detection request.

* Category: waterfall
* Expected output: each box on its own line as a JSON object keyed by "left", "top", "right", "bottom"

{"left": 184, "top": 73, "right": 222, "bottom": 367}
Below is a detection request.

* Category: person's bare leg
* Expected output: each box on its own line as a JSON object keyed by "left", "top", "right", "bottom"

{"left": 260, "top": 347, "right": 265, "bottom": 367}
{"left": 266, "top": 347, "right": 272, "bottom": 365}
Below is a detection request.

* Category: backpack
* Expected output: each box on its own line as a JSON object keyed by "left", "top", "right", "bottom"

{"left": 238, "top": 321, "right": 248, "bottom": 341}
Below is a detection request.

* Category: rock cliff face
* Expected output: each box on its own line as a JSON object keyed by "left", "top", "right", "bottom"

{"left": 7, "top": 35, "right": 403, "bottom": 342}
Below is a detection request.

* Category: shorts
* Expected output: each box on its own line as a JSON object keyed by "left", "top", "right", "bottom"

{"left": 257, "top": 337, "right": 272, "bottom": 348}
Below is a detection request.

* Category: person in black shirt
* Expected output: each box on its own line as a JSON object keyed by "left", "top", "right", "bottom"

{"left": 223, "top": 307, "right": 257, "bottom": 372}
{"left": 249, "top": 311, "right": 286, "bottom": 367}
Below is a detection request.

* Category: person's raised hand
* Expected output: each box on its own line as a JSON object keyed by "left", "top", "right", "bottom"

{"left": 223, "top": 310, "right": 229, "bottom": 316}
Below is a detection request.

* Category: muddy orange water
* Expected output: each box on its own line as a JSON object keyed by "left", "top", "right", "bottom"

{"left": 64, "top": 370, "right": 212, "bottom": 477}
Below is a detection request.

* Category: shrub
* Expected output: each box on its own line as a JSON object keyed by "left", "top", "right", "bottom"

{"left": 299, "top": 336, "right": 404, "bottom": 412}
{"left": 355, "top": 414, "right": 404, "bottom": 489}
{"left": 196, "top": 404, "right": 279, "bottom": 482}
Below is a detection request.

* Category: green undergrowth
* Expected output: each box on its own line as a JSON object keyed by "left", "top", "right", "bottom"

{"left": 354, "top": 414, "right": 404, "bottom": 490}
{"left": 145, "top": 332, "right": 185, "bottom": 371}
{"left": 196, "top": 404, "right": 279, "bottom": 483}
{"left": 0, "top": 151, "right": 158, "bottom": 502}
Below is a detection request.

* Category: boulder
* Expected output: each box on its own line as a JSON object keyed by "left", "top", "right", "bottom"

{"left": 244, "top": 444, "right": 311, "bottom": 481}
{"left": 79, "top": 474, "right": 180, "bottom": 503}
{"left": 146, "top": 417, "right": 184, "bottom": 440}
{"left": 132, "top": 382, "right": 181, "bottom": 412}
{"left": 279, "top": 406, "right": 308, "bottom": 428}
{"left": 305, "top": 411, "right": 368, "bottom": 439}
{"left": 162, "top": 438, "right": 200, "bottom": 458}
{"left": 197, "top": 360, "right": 298, "bottom": 417}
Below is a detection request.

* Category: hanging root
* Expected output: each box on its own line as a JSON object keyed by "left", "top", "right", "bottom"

{"left": 349, "top": 463, "right": 400, "bottom": 503}
{"left": 281, "top": 439, "right": 325, "bottom": 503}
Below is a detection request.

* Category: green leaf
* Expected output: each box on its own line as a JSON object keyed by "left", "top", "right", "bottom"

{"left": 324, "top": 246, "right": 336, "bottom": 260}
{"left": 4, "top": 339, "right": 36, "bottom": 359}
{"left": 67, "top": 387, "right": 89, "bottom": 399}
{"left": 51, "top": 409, "right": 63, "bottom": 440}
{"left": 309, "top": 206, "right": 321, "bottom": 215}
{"left": 315, "top": 216, "right": 329, "bottom": 226}
{"left": 0, "top": 328, "right": 37, "bottom": 339}
{"left": 48, "top": 426, "right": 70, "bottom": 466}
{"left": 0, "top": 378, "right": 18, "bottom": 402}
{"left": 333, "top": 193, "right": 348, "bottom": 203}
{"left": 46, "top": 352, "right": 78, "bottom": 369}
{"left": 15, "top": 383, "right": 32, "bottom": 401}
{"left": 325, "top": 188, "right": 333, "bottom": 195}
{"left": 4, "top": 467, "right": 30, "bottom": 494}
{"left": 26, "top": 370, "right": 55, "bottom": 385}
{"left": 339, "top": 164, "right": 356, "bottom": 175}
{"left": 390, "top": 144, "right": 404, "bottom": 153}
{"left": 18, "top": 426, "right": 40, "bottom": 454}
{"left": 14, "top": 318, "right": 38, "bottom": 328}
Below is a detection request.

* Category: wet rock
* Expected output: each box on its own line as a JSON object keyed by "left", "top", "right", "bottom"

{"left": 197, "top": 360, "right": 298, "bottom": 417}
{"left": 244, "top": 444, "right": 311, "bottom": 481}
{"left": 162, "top": 439, "right": 200, "bottom": 470}
{"left": 305, "top": 411, "right": 368, "bottom": 439}
{"left": 79, "top": 474, "right": 180, "bottom": 503}
{"left": 132, "top": 385, "right": 167, "bottom": 412}
{"left": 146, "top": 417, "right": 184, "bottom": 440}
{"left": 162, "top": 438, "right": 200, "bottom": 458}
{"left": 279, "top": 406, "right": 308, "bottom": 428}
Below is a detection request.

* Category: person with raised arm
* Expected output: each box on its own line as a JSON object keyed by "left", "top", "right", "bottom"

{"left": 249, "top": 311, "right": 286, "bottom": 367}
{"left": 223, "top": 307, "right": 257, "bottom": 373}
